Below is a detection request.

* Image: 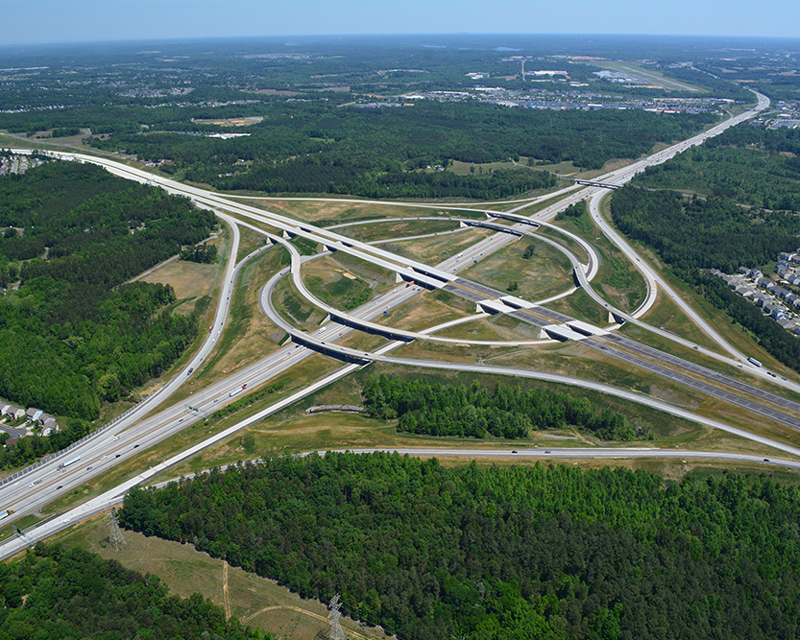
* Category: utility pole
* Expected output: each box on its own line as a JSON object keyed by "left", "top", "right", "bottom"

{"left": 108, "top": 508, "right": 127, "bottom": 552}
{"left": 327, "top": 594, "right": 346, "bottom": 640}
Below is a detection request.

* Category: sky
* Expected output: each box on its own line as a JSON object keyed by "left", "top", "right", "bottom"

{"left": 2, "top": 0, "right": 798, "bottom": 46}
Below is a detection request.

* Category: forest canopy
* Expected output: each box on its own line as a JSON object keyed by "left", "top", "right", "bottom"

{"left": 0, "top": 543, "right": 268, "bottom": 640}
{"left": 363, "top": 374, "right": 636, "bottom": 441}
{"left": 0, "top": 161, "right": 216, "bottom": 421}
{"left": 121, "top": 452, "right": 800, "bottom": 640}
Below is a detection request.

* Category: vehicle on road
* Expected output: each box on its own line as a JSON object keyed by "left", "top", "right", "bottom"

{"left": 229, "top": 384, "right": 247, "bottom": 397}
{"left": 0, "top": 510, "right": 15, "bottom": 521}
{"left": 748, "top": 357, "right": 763, "bottom": 367}
{"left": 57, "top": 455, "right": 81, "bottom": 470}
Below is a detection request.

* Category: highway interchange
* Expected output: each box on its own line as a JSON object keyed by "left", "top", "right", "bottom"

{"left": 3, "top": 89, "right": 798, "bottom": 558}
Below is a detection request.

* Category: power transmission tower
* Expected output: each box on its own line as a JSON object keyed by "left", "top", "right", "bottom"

{"left": 327, "top": 594, "right": 346, "bottom": 640}
{"left": 108, "top": 508, "right": 127, "bottom": 552}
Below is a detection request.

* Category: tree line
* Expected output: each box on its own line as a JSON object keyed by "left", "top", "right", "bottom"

{"left": 609, "top": 127, "right": 800, "bottom": 371}
{"left": 0, "top": 543, "right": 268, "bottom": 640}
{"left": 363, "top": 374, "right": 637, "bottom": 441}
{"left": 0, "top": 162, "right": 216, "bottom": 420}
{"left": 121, "top": 452, "right": 800, "bottom": 640}
{"left": 610, "top": 186, "right": 800, "bottom": 274}
{"left": 84, "top": 100, "right": 715, "bottom": 198}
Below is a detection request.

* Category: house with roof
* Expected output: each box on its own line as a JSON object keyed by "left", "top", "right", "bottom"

{"left": 4, "top": 405, "right": 25, "bottom": 420}
{"left": 26, "top": 407, "right": 43, "bottom": 423}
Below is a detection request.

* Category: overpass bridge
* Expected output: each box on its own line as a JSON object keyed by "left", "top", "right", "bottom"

{"left": 574, "top": 179, "right": 620, "bottom": 189}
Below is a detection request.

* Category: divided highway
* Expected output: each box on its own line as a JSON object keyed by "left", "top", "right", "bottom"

{"left": 2, "top": 89, "right": 794, "bottom": 557}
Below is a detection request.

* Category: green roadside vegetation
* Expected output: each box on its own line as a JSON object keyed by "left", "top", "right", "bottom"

{"left": 390, "top": 336, "right": 800, "bottom": 451}
{"left": 550, "top": 201, "right": 647, "bottom": 313}
{"left": 336, "top": 218, "right": 459, "bottom": 243}
{"left": 384, "top": 226, "right": 493, "bottom": 265}
{"left": 610, "top": 125, "right": 800, "bottom": 375}
{"left": 0, "top": 162, "right": 221, "bottom": 474}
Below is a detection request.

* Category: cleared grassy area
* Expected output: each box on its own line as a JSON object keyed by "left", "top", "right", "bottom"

{"left": 272, "top": 271, "right": 327, "bottom": 331}
{"left": 302, "top": 255, "right": 376, "bottom": 311}
{"left": 40, "top": 516, "right": 388, "bottom": 640}
{"left": 631, "top": 289, "right": 730, "bottom": 352}
{"left": 185, "top": 248, "right": 290, "bottom": 392}
{"left": 545, "top": 288, "right": 609, "bottom": 325}
{"left": 318, "top": 251, "right": 397, "bottom": 295}
{"left": 459, "top": 237, "right": 574, "bottom": 301}
{"left": 248, "top": 199, "right": 464, "bottom": 225}
{"left": 449, "top": 158, "right": 553, "bottom": 177}
{"left": 527, "top": 160, "right": 583, "bottom": 176}
{"left": 536, "top": 225, "right": 591, "bottom": 265}
{"left": 337, "top": 218, "right": 460, "bottom": 243}
{"left": 384, "top": 226, "right": 493, "bottom": 265}
{"left": 553, "top": 205, "right": 647, "bottom": 313}
{"left": 235, "top": 226, "right": 271, "bottom": 262}
{"left": 140, "top": 260, "right": 216, "bottom": 317}
{"left": 375, "top": 289, "right": 471, "bottom": 333}
{"left": 431, "top": 314, "right": 543, "bottom": 343}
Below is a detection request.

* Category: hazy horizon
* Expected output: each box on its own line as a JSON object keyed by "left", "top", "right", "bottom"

{"left": 3, "top": 0, "right": 799, "bottom": 47}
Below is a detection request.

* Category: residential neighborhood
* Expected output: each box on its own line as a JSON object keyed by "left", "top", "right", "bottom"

{"left": 711, "top": 249, "right": 800, "bottom": 336}
{"left": 0, "top": 400, "right": 58, "bottom": 445}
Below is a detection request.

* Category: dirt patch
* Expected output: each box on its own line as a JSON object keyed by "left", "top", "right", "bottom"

{"left": 140, "top": 261, "right": 216, "bottom": 305}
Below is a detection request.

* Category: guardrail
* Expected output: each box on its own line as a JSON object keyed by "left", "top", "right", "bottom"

{"left": 0, "top": 387, "right": 160, "bottom": 488}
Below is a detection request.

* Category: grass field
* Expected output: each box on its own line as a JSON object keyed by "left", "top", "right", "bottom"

{"left": 460, "top": 236, "right": 574, "bottom": 301}
{"left": 47, "top": 516, "right": 389, "bottom": 640}
{"left": 386, "top": 226, "right": 493, "bottom": 265}
{"left": 337, "top": 218, "right": 460, "bottom": 243}
{"left": 551, "top": 204, "right": 647, "bottom": 313}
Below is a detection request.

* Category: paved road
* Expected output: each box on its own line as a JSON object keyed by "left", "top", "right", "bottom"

{"left": 1, "top": 90, "right": 790, "bottom": 547}
{"left": 0, "top": 443, "right": 792, "bottom": 560}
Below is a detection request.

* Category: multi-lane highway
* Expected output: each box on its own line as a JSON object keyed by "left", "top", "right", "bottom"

{"left": 1, "top": 89, "right": 792, "bottom": 555}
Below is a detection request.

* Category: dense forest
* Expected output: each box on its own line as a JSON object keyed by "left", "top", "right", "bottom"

{"left": 121, "top": 452, "right": 800, "bottom": 640}
{"left": 363, "top": 374, "right": 635, "bottom": 440}
{"left": 93, "top": 103, "right": 712, "bottom": 197}
{"left": 609, "top": 125, "right": 800, "bottom": 371}
{"left": 0, "top": 161, "right": 216, "bottom": 420}
{"left": 609, "top": 186, "right": 800, "bottom": 274}
{"left": 635, "top": 127, "right": 800, "bottom": 211}
{"left": 0, "top": 543, "right": 268, "bottom": 640}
